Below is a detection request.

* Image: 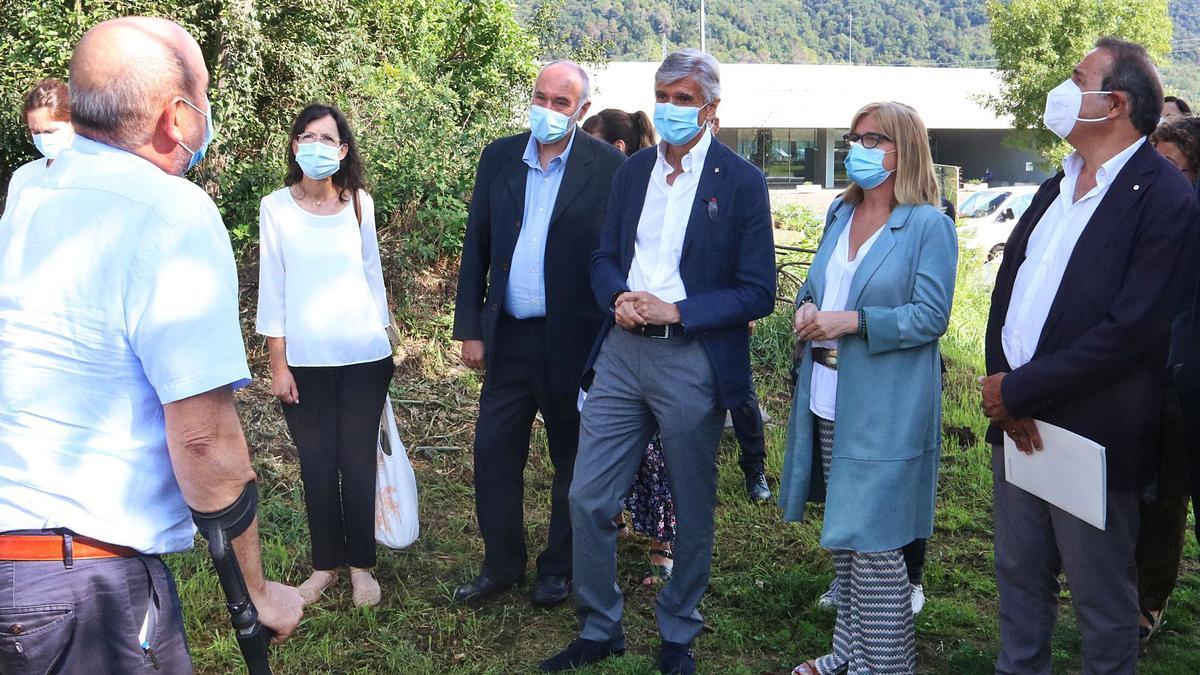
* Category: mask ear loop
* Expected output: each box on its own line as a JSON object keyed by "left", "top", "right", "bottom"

{"left": 1075, "top": 90, "right": 1113, "bottom": 123}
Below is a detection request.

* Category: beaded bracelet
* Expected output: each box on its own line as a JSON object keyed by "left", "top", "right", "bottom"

{"left": 857, "top": 308, "right": 868, "bottom": 339}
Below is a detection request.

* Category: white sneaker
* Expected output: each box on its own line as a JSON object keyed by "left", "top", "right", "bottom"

{"left": 910, "top": 584, "right": 926, "bottom": 615}
{"left": 816, "top": 578, "right": 840, "bottom": 609}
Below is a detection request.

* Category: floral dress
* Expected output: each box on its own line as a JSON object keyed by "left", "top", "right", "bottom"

{"left": 623, "top": 433, "right": 676, "bottom": 543}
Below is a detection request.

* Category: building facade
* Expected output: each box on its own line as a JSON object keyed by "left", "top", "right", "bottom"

{"left": 587, "top": 62, "right": 1049, "bottom": 188}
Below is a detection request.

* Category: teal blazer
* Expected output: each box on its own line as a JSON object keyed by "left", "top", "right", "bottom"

{"left": 778, "top": 198, "right": 958, "bottom": 552}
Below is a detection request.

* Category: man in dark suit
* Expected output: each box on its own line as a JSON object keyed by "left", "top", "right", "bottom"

{"left": 540, "top": 50, "right": 775, "bottom": 675}
{"left": 980, "top": 37, "right": 1200, "bottom": 673}
{"left": 451, "top": 60, "right": 626, "bottom": 607}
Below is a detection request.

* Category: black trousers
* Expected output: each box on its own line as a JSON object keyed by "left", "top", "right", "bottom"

{"left": 902, "top": 538, "right": 927, "bottom": 585}
{"left": 1135, "top": 390, "right": 1190, "bottom": 612}
{"left": 474, "top": 315, "right": 578, "bottom": 582}
{"left": 728, "top": 384, "right": 766, "bottom": 475}
{"left": 283, "top": 357, "right": 394, "bottom": 570}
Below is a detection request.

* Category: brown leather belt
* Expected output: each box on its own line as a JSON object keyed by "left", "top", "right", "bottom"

{"left": 0, "top": 533, "right": 138, "bottom": 561}
{"left": 812, "top": 347, "right": 839, "bottom": 370}
{"left": 627, "top": 323, "right": 682, "bottom": 339}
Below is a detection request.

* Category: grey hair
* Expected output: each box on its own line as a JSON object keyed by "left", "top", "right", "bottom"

{"left": 656, "top": 49, "right": 721, "bottom": 102}
{"left": 69, "top": 39, "right": 195, "bottom": 150}
{"left": 539, "top": 59, "right": 591, "bottom": 105}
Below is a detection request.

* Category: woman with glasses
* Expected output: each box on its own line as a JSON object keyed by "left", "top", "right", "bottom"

{"left": 5, "top": 78, "right": 73, "bottom": 208}
{"left": 779, "top": 102, "right": 957, "bottom": 674}
{"left": 256, "top": 103, "right": 394, "bottom": 608}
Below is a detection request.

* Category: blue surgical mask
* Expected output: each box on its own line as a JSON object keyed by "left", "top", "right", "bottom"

{"left": 845, "top": 143, "right": 895, "bottom": 190}
{"left": 32, "top": 125, "right": 74, "bottom": 160}
{"left": 654, "top": 102, "right": 708, "bottom": 146}
{"left": 529, "top": 104, "right": 579, "bottom": 144}
{"left": 295, "top": 141, "right": 342, "bottom": 180}
{"left": 178, "top": 97, "right": 214, "bottom": 173}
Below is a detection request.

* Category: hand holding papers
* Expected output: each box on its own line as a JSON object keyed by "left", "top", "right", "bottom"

{"left": 1004, "top": 420, "right": 1107, "bottom": 530}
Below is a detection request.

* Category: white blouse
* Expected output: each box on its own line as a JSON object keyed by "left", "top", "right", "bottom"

{"left": 255, "top": 187, "right": 391, "bottom": 367}
{"left": 809, "top": 213, "right": 884, "bottom": 420}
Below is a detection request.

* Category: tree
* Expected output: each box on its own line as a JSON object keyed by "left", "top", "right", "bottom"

{"left": 985, "top": 0, "right": 1172, "bottom": 165}
{"left": 0, "top": 0, "right": 544, "bottom": 263}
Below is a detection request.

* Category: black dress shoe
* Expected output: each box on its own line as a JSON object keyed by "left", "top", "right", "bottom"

{"left": 531, "top": 574, "right": 570, "bottom": 607}
{"left": 658, "top": 640, "right": 696, "bottom": 674}
{"left": 539, "top": 637, "right": 625, "bottom": 672}
{"left": 452, "top": 574, "right": 516, "bottom": 604}
{"left": 744, "top": 470, "right": 771, "bottom": 502}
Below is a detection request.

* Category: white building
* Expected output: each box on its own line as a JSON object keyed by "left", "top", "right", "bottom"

{"left": 587, "top": 62, "right": 1047, "bottom": 188}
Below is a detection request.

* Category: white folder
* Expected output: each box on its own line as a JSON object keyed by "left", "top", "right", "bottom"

{"left": 1003, "top": 420, "right": 1107, "bottom": 530}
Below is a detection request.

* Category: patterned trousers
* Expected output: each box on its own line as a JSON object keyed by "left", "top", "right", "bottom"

{"left": 814, "top": 417, "right": 916, "bottom": 675}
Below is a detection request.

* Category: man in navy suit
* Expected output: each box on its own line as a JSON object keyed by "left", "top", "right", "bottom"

{"left": 980, "top": 37, "right": 1199, "bottom": 673}
{"left": 452, "top": 61, "right": 626, "bottom": 608}
{"left": 540, "top": 50, "right": 775, "bottom": 675}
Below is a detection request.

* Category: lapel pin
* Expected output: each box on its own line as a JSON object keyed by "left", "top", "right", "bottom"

{"left": 1133, "top": 185, "right": 1140, "bottom": 191}
{"left": 714, "top": 167, "right": 720, "bottom": 173}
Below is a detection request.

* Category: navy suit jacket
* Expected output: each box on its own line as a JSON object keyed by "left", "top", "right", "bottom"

{"left": 984, "top": 140, "right": 1200, "bottom": 490}
{"left": 587, "top": 136, "right": 776, "bottom": 409}
{"left": 452, "top": 128, "right": 626, "bottom": 395}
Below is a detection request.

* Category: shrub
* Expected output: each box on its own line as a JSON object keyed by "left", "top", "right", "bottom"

{"left": 0, "top": 0, "right": 543, "bottom": 262}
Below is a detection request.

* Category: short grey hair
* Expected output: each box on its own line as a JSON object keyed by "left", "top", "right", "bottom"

{"left": 656, "top": 49, "right": 721, "bottom": 102}
{"left": 69, "top": 39, "right": 195, "bottom": 150}
{"left": 538, "top": 60, "right": 591, "bottom": 105}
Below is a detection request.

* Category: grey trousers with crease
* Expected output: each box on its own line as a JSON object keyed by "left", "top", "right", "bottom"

{"left": 570, "top": 326, "right": 726, "bottom": 645}
{"left": 991, "top": 445, "right": 1140, "bottom": 675}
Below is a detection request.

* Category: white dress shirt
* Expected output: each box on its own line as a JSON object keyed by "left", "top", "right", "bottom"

{"left": 626, "top": 130, "right": 713, "bottom": 303}
{"left": 1002, "top": 137, "right": 1145, "bottom": 369}
{"left": 255, "top": 187, "right": 391, "bottom": 367}
{"left": 809, "top": 213, "right": 884, "bottom": 420}
{"left": 0, "top": 136, "right": 251, "bottom": 554}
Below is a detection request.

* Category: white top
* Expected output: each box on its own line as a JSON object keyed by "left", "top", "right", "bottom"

{"left": 0, "top": 136, "right": 251, "bottom": 554}
{"left": 3, "top": 158, "right": 50, "bottom": 212}
{"left": 626, "top": 130, "right": 713, "bottom": 303}
{"left": 1002, "top": 137, "right": 1144, "bottom": 369}
{"left": 809, "top": 213, "right": 884, "bottom": 420}
{"left": 255, "top": 187, "right": 391, "bottom": 367}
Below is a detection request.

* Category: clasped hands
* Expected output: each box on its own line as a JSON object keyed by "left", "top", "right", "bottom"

{"left": 792, "top": 302, "right": 857, "bottom": 341}
{"left": 978, "top": 372, "right": 1043, "bottom": 454}
{"left": 614, "top": 291, "right": 681, "bottom": 329}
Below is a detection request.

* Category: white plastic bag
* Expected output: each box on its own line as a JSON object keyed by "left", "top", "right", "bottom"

{"left": 375, "top": 396, "right": 419, "bottom": 548}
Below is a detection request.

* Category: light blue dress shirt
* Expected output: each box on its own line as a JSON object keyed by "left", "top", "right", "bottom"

{"left": 504, "top": 130, "right": 576, "bottom": 318}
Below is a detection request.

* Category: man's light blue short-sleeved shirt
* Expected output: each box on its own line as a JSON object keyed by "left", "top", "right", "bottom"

{"left": 0, "top": 136, "right": 251, "bottom": 554}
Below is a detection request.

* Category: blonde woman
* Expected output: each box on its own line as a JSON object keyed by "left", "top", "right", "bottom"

{"left": 780, "top": 102, "right": 957, "bottom": 674}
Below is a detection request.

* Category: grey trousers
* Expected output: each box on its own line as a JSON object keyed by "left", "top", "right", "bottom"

{"left": 570, "top": 326, "right": 726, "bottom": 645}
{"left": 991, "top": 446, "right": 1140, "bottom": 675}
{"left": 0, "top": 552, "right": 191, "bottom": 674}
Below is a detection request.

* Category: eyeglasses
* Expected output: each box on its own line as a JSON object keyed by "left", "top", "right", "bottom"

{"left": 842, "top": 132, "right": 893, "bottom": 149}
{"left": 297, "top": 132, "right": 344, "bottom": 147}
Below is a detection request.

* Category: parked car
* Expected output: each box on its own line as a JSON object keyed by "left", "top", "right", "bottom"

{"left": 956, "top": 186, "right": 1039, "bottom": 260}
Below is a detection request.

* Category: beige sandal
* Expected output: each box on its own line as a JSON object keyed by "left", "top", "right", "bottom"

{"left": 350, "top": 568, "right": 382, "bottom": 607}
{"left": 297, "top": 570, "right": 337, "bottom": 606}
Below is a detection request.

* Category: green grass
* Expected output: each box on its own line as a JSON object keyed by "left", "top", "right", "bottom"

{"left": 171, "top": 250, "right": 1200, "bottom": 674}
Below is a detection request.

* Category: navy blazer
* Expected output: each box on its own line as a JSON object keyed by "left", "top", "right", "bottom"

{"left": 984, "top": 140, "right": 1200, "bottom": 490}
{"left": 587, "top": 136, "right": 776, "bottom": 409}
{"left": 452, "top": 128, "right": 626, "bottom": 395}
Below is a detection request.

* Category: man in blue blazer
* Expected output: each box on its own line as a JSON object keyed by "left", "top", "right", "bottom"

{"left": 981, "top": 38, "right": 1200, "bottom": 673}
{"left": 540, "top": 50, "right": 775, "bottom": 675}
{"left": 452, "top": 61, "right": 626, "bottom": 608}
